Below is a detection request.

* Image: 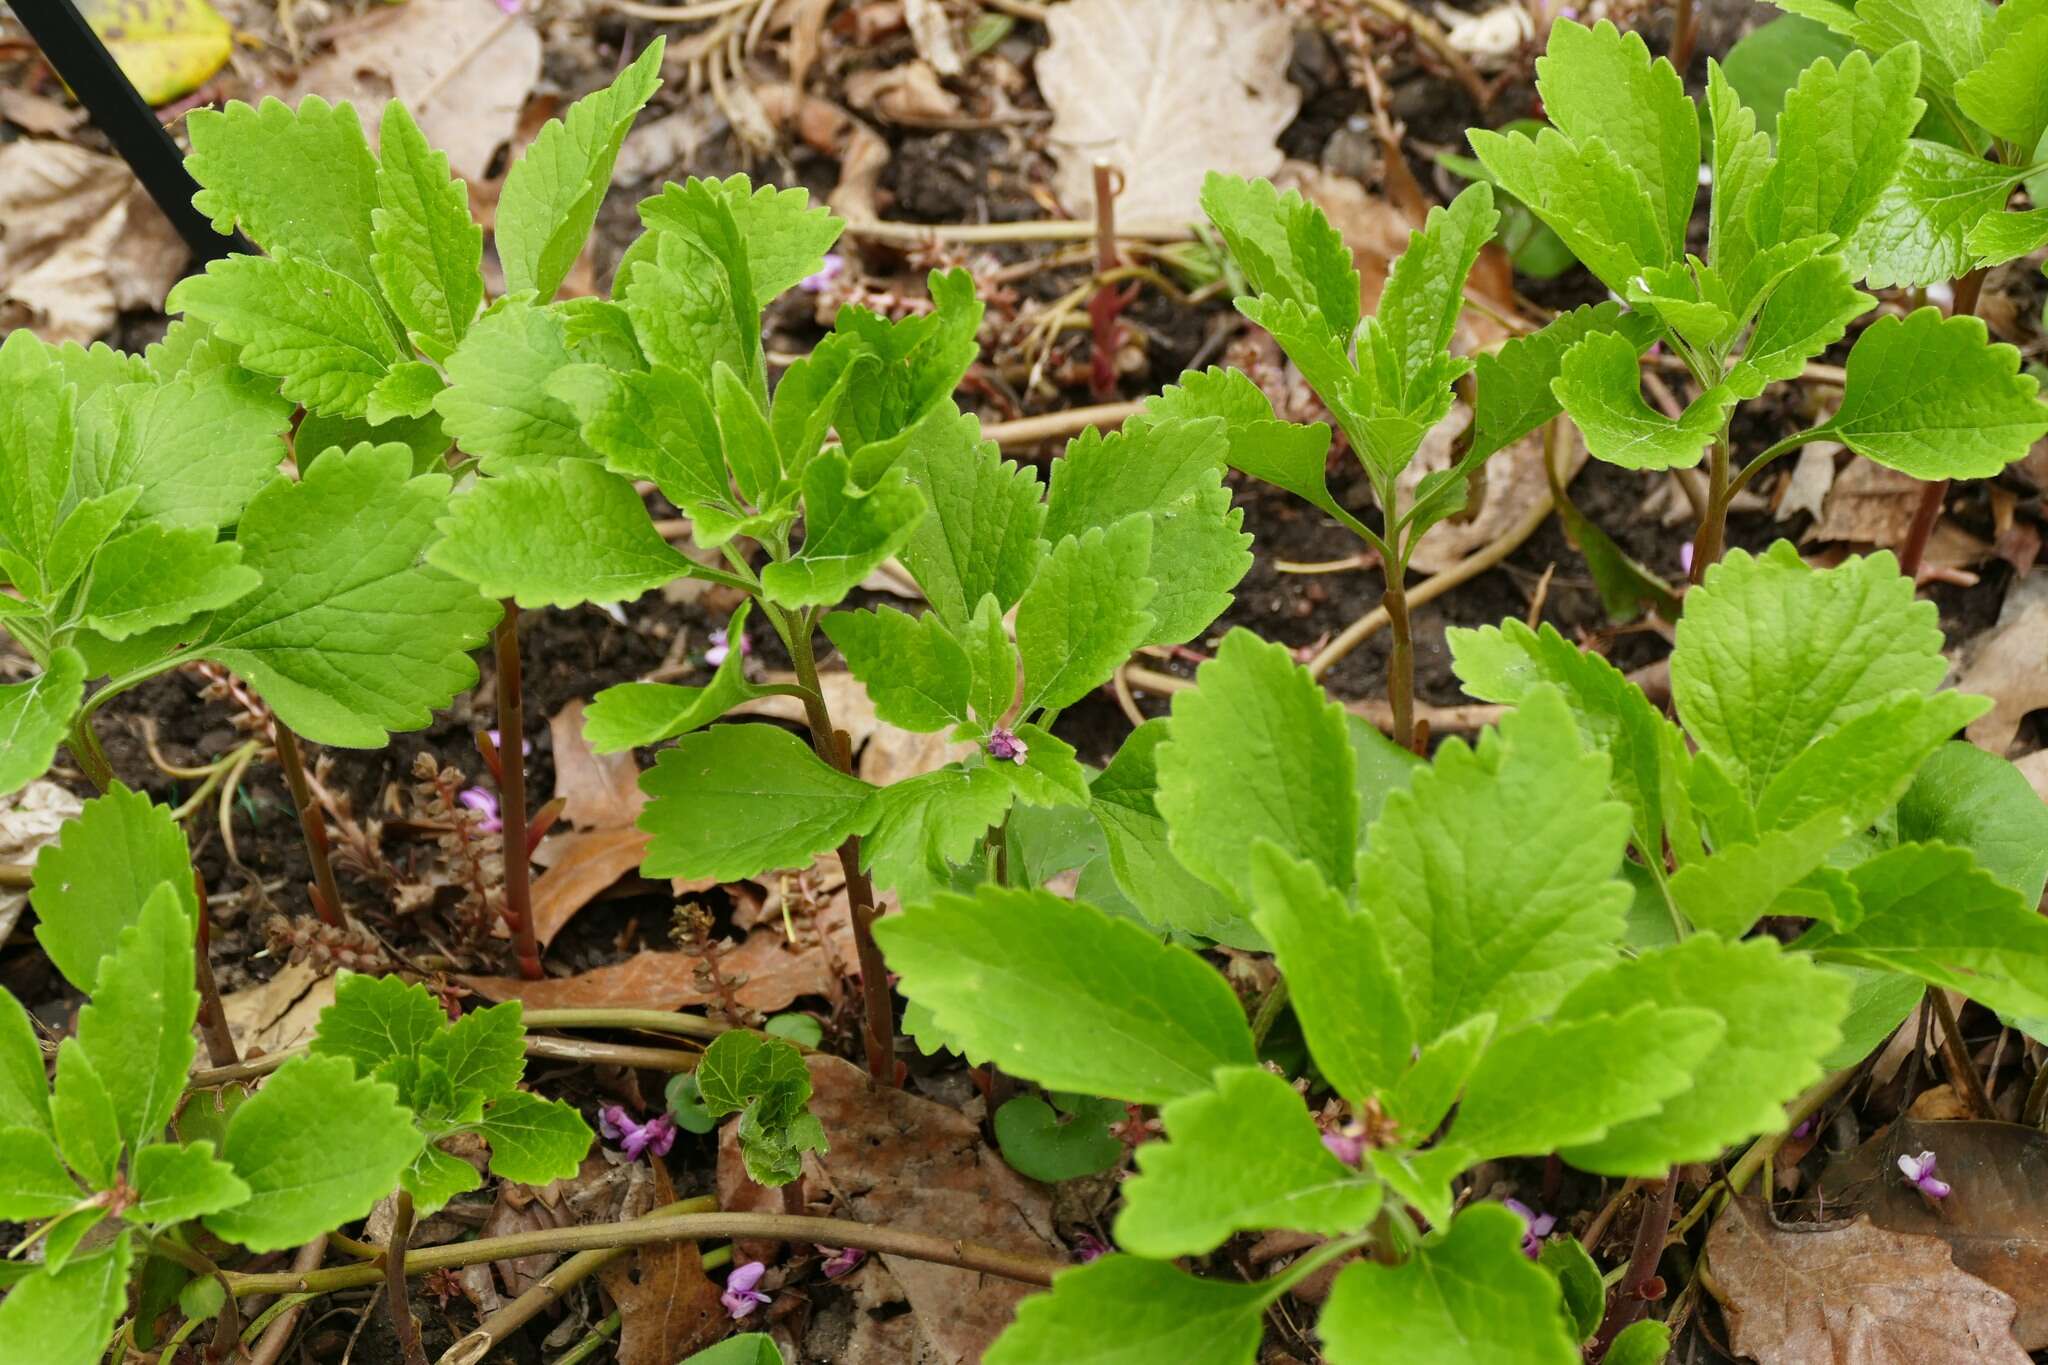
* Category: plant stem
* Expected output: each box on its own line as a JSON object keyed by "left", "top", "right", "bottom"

{"left": 519, "top": 1008, "right": 726, "bottom": 1039}
{"left": 1929, "top": 988, "right": 1994, "bottom": 1118}
{"left": 550, "top": 1311, "right": 620, "bottom": 1365}
{"left": 1671, "top": 0, "right": 1697, "bottom": 72}
{"left": 66, "top": 715, "right": 115, "bottom": 792}
{"left": 243, "top": 1238, "right": 327, "bottom": 1365}
{"left": 271, "top": 723, "right": 345, "bottom": 927}
{"left": 1588, "top": 1170, "right": 1676, "bottom": 1362}
{"left": 1690, "top": 432, "right": 1733, "bottom": 584}
{"left": 190, "top": 873, "right": 240, "bottom": 1069}
{"left": 384, "top": 1191, "right": 427, "bottom": 1365}
{"left": 1382, "top": 574, "right": 1419, "bottom": 752}
{"left": 1250, "top": 978, "right": 1290, "bottom": 1048}
{"left": 1668, "top": 1063, "right": 1859, "bottom": 1243}
{"left": 225, "top": 1212, "right": 1067, "bottom": 1299}
{"left": 783, "top": 609, "right": 895, "bottom": 1083}
{"left": 191, "top": 1032, "right": 706, "bottom": 1088}
{"left": 494, "top": 603, "right": 542, "bottom": 980}
{"left": 1898, "top": 266, "right": 1986, "bottom": 578}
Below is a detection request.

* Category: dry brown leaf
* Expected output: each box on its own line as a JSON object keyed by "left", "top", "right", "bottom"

{"left": 0, "top": 781, "right": 81, "bottom": 948}
{"left": 1820, "top": 1118, "right": 2048, "bottom": 1349}
{"left": 1809, "top": 459, "right": 1989, "bottom": 568}
{"left": 0, "top": 91, "right": 86, "bottom": 137}
{"left": 1957, "top": 571, "right": 2048, "bottom": 755}
{"left": 1776, "top": 443, "right": 1839, "bottom": 524}
{"left": 530, "top": 828, "right": 652, "bottom": 948}
{"left": 616, "top": 101, "right": 728, "bottom": 185}
{"left": 290, "top": 0, "right": 541, "bottom": 182}
{"left": 730, "top": 672, "right": 881, "bottom": 754}
{"left": 845, "top": 61, "right": 963, "bottom": 123}
{"left": 1037, "top": 0, "right": 1299, "bottom": 228}
{"left": 549, "top": 700, "right": 646, "bottom": 831}
{"left": 903, "top": 0, "right": 964, "bottom": 75}
{"left": 2017, "top": 749, "right": 2048, "bottom": 802}
{"left": 1706, "top": 1197, "right": 2028, "bottom": 1363}
{"left": 1400, "top": 411, "right": 1565, "bottom": 572}
{"left": 0, "top": 141, "right": 187, "bottom": 344}
{"left": 599, "top": 1165, "right": 726, "bottom": 1364}
{"left": 795, "top": 1055, "right": 1065, "bottom": 1364}
{"left": 219, "top": 960, "right": 332, "bottom": 1057}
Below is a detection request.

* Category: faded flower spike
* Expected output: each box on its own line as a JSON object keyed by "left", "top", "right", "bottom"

{"left": 986, "top": 727, "right": 1029, "bottom": 765}
{"left": 598, "top": 1105, "right": 677, "bottom": 1160}
{"left": 457, "top": 787, "right": 503, "bottom": 833}
{"left": 723, "top": 1261, "right": 772, "bottom": 1318}
{"left": 1898, "top": 1150, "right": 1951, "bottom": 1199}
{"left": 1503, "top": 1198, "right": 1557, "bottom": 1258}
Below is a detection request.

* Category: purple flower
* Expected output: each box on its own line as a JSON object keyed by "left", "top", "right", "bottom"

{"left": 1898, "top": 1150, "right": 1951, "bottom": 1199}
{"left": 986, "top": 727, "right": 1029, "bottom": 766}
{"left": 598, "top": 1105, "right": 677, "bottom": 1161}
{"left": 1071, "top": 1230, "right": 1110, "bottom": 1263}
{"left": 1679, "top": 541, "right": 1694, "bottom": 575}
{"left": 799, "top": 254, "right": 845, "bottom": 292}
{"left": 485, "top": 729, "right": 533, "bottom": 758}
{"left": 722, "top": 1261, "right": 772, "bottom": 1318}
{"left": 1322, "top": 1130, "right": 1366, "bottom": 1167}
{"left": 819, "top": 1245, "right": 866, "bottom": 1278}
{"left": 1504, "top": 1199, "right": 1556, "bottom": 1258}
{"left": 706, "top": 627, "right": 749, "bottom": 667}
{"left": 458, "top": 787, "right": 503, "bottom": 834}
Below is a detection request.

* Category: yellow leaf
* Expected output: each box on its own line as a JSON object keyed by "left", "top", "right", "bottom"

{"left": 76, "top": 0, "right": 232, "bottom": 106}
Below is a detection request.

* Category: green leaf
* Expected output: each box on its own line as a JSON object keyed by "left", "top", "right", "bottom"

{"left": 1898, "top": 742, "right": 2048, "bottom": 904}
{"left": 75, "top": 884, "right": 197, "bottom": 1150}
{"left": 1144, "top": 368, "right": 1344, "bottom": 527}
{"left": 987, "top": 1255, "right": 1275, "bottom": 1365}
{"left": 497, "top": 42, "right": 665, "bottom": 302}
{"left": 1555, "top": 937, "right": 1848, "bottom": 1170}
{"left": 197, "top": 443, "right": 500, "bottom": 747}
{"left": 1014, "top": 516, "right": 1156, "bottom": 712}
{"left": 367, "top": 361, "right": 444, "bottom": 424}
{"left": 695, "top": 1031, "right": 825, "bottom": 1186}
{"left": 129, "top": 1140, "right": 251, "bottom": 1225}
{"left": 1118, "top": 1065, "right": 1380, "bottom": 1257}
{"left": 637, "top": 724, "right": 877, "bottom": 880}
{"left": 684, "top": 1335, "right": 785, "bottom": 1365}
{"left": 1666, "top": 811, "right": 1854, "bottom": 937}
{"left": 1362, "top": 688, "right": 1631, "bottom": 1037}
{"left": 1155, "top": 629, "right": 1358, "bottom": 903}
{"left": 557, "top": 362, "right": 733, "bottom": 521}
{"left": 992, "top": 1094, "right": 1123, "bottom": 1183}
{"left": 1465, "top": 304, "right": 1660, "bottom": 469}
{"left": 759, "top": 456, "right": 926, "bottom": 609}
{"left": 1752, "top": 690, "right": 1991, "bottom": 833}
{"left": 0, "top": 328, "right": 73, "bottom": 580}
{"left": 1606, "top": 1320, "right": 1674, "bottom": 1365}
{"left": 0, "top": 991, "right": 49, "bottom": 1140}
{"left": 1466, "top": 125, "right": 1671, "bottom": 293}
{"left": 51, "top": 1040, "right": 121, "bottom": 1187}
{"left": 1539, "top": 1237, "right": 1605, "bottom": 1342}
{"left": 874, "top": 887, "right": 1256, "bottom": 1104}
{"left": 0, "top": 1127, "right": 82, "bottom": 1219}
{"left": 1536, "top": 20, "right": 1699, "bottom": 256}
{"left": 1673, "top": 544, "right": 1947, "bottom": 797}
{"left": 1200, "top": 174, "right": 1361, "bottom": 343}
{"left": 1846, "top": 140, "right": 2023, "bottom": 288}
{"left": 859, "top": 757, "right": 1013, "bottom": 895}
{"left": 431, "top": 461, "right": 689, "bottom": 609}
{"left": 1723, "top": 255, "right": 1874, "bottom": 400}
{"left": 584, "top": 609, "right": 770, "bottom": 752}
{"left": 1553, "top": 329, "right": 1733, "bottom": 470}
{"left": 187, "top": 95, "right": 381, "bottom": 290}
{"left": 82, "top": 524, "right": 258, "bottom": 640}
{"left": 297, "top": 408, "right": 448, "bottom": 478}
{"left": 0, "top": 1234, "right": 132, "bottom": 1365}
{"left": 621, "top": 187, "right": 761, "bottom": 393}
{"left": 1799, "top": 842, "right": 2048, "bottom": 1021}
{"left": 205, "top": 1054, "right": 422, "bottom": 1252}
{"left": 0, "top": 650, "right": 84, "bottom": 800}
{"left": 672, "top": 175, "right": 844, "bottom": 306}
{"left": 1320, "top": 1206, "right": 1580, "bottom": 1365}
{"left": 1249, "top": 844, "right": 1412, "bottom": 1103}
{"left": 822, "top": 606, "right": 973, "bottom": 732}
{"left": 1819, "top": 966, "right": 1924, "bottom": 1068}
{"left": 433, "top": 296, "right": 590, "bottom": 470}
{"left": 891, "top": 409, "right": 1046, "bottom": 629}
{"left": 1971, "top": 206, "right": 2048, "bottom": 267}
{"left": 478, "top": 1091, "right": 593, "bottom": 1184}
{"left": 1088, "top": 721, "right": 1254, "bottom": 947}
{"left": 310, "top": 971, "right": 450, "bottom": 1079}
{"left": 1853, "top": 0, "right": 1987, "bottom": 93}
{"left": 74, "top": 371, "right": 290, "bottom": 529}
{"left": 166, "top": 255, "right": 404, "bottom": 419}
{"left": 372, "top": 100, "right": 483, "bottom": 360}
{"left": 1723, "top": 15, "right": 1858, "bottom": 132}
{"left": 1810, "top": 308, "right": 2048, "bottom": 479}
{"left": 403, "top": 1144, "right": 481, "bottom": 1216}
{"left": 828, "top": 270, "right": 983, "bottom": 451}
{"left": 425, "top": 1002, "right": 526, "bottom": 1104}
{"left": 1753, "top": 47, "right": 1923, "bottom": 248}
{"left": 991, "top": 723, "right": 1091, "bottom": 810}
{"left": 32, "top": 783, "right": 196, "bottom": 994}
{"left": 1955, "top": 0, "right": 2048, "bottom": 152}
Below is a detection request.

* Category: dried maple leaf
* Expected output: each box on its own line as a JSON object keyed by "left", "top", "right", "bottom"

{"left": 1706, "top": 1197, "right": 2028, "bottom": 1363}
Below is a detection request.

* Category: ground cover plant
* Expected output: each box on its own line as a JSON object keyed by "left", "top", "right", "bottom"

{"left": 3, "top": 0, "right": 2048, "bottom": 1361}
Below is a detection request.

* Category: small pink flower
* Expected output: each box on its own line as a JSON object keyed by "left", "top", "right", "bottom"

{"left": 1679, "top": 541, "right": 1695, "bottom": 575}
{"left": 706, "top": 627, "right": 749, "bottom": 667}
{"left": 485, "top": 729, "right": 533, "bottom": 758}
{"left": 1504, "top": 1199, "right": 1556, "bottom": 1258}
{"left": 819, "top": 1245, "right": 865, "bottom": 1278}
{"left": 598, "top": 1105, "right": 677, "bottom": 1160}
{"left": 800, "top": 254, "right": 845, "bottom": 292}
{"left": 1898, "top": 1150, "right": 1951, "bottom": 1199}
{"left": 1071, "top": 1230, "right": 1110, "bottom": 1263}
{"left": 986, "top": 727, "right": 1028, "bottom": 766}
{"left": 722, "top": 1261, "right": 772, "bottom": 1318}
{"left": 458, "top": 787, "right": 503, "bottom": 834}
{"left": 1321, "top": 1130, "right": 1366, "bottom": 1167}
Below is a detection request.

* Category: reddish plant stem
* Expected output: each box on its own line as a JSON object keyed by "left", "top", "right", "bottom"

{"left": 1929, "top": 988, "right": 1994, "bottom": 1118}
{"left": 190, "top": 873, "right": 240, "bottom": 1068}
{"left": 1086, "top": 160, "right": 1130, "bottom": 400}
{"left": 384, "top": 1191, "right": 428, "bottom": 1365}
{"left": 272, "top": 724, "right": 344, "bottom": 927}
{"left": 1671, "top": 0, "right": 1697, "bottom": 74}
{"left": 494, "top": 602, "right": 543, "bottom": 980}
{"left": 1382, "top": 577, "right": 1419, "bottom": 752}
{"left": 1898, "top": 267, "right": 1986, "bottom": 579}
{"left": 1589, "top": 1170, "right": 1676, "bottom": 1361}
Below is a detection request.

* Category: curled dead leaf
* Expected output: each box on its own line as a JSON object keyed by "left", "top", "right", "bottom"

{"left": 1958, "top": 571, "right": 2048, "bottom": 756}
{"left": 0, "top": 141, "right": 187, "bottom": 344}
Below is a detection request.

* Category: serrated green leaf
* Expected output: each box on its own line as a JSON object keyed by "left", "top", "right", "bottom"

{"left": 1464, "top": 304, "right": 1660, "bottom": 472}
{"left": 1200, "top": 174, "right": 1361, "bottom": 343}
{"left": 42, "top": 489, "right": 141, "bottom": 605}
{"left": 372, "top": 100, "right": 483, "bottom": 359}
{"left": 1386, "top": 1013, "right": 1496, "bottom": 1139}
{"left": 1467, "top": 125, "right": 1670, "bottom": 293}
{"left": 74, "top": 371, "right": 290, "bottom": 529}
{"left": 827, "top": 270, "right": 983, "bottom": 450}
{"left": 711, "top": 362, "right": 779, "bottom": 505}
{"left": 695, "top": 1031, "right": 824, "bottom": 1185}
{"left": 1119, "top": 1065, "right": 1379, "bottom": 1257}
{"left": 875, "top": 887, "right": 1255, "bottom": 1104}
{"left": 51, "top": 1040, "right": 120, "bottom": 1187}
{"left": 584, "top": 606, "right": 769, "bottom": 752}
{"left": 642, "top": 175, "right": 844, "bottom": 306}
{"left": 74, "top": 884, "right": 197, "bottom": 1151}
{"left": 431, "top": 461, "right": 689, "bottom": 609}
{"left": 402, "top": 1144, "right": 481, "bottom": 1216}
{"left": 1818, "top": 965, "right": 1921, "bottom": 1068}
{"left": 1320, "top": 1205, "right": 1579, "bottom": 1365}
{"left": 478, "top": 1091, "right": 592, "bottom": 1184}
{"left": 821, "top": 606, "right": 972, "bottom": 733}
{"left": 1723, "top": 255, "right": 1873, "bottom": 399}
{"left": 59, "top": 339, "right": 151, "bottom": 396}
{"left": 989, "top": 723, "right": 1091, "bottom": 809}
{"left": 1557, "top": 937, "right": 1848, "bottom": 1170}
{"left": 1013, "top": 517, "right": 1155, "bottom": 712}
{"left": 0, "top": 1233, "right": 131, "bottom": 1365}
{"left": 1605, "top": 1319, "right": 1674, "bottom": 1365}
{"left": 498, "top": 42, "right": 664, "bottom": 302}
{"left": 0, "top": 991, "right": 49, "bottom": 1140}
{"left": 1846, "top": 140, "right": 2022, "bottom": 288}
{"left": 1249, "top": 844, "right": 1412, "bottom": 1103}
{"left": 187, "top": 96, "right": 381, "bottom": 291}
{"left": 426, "top": 1002, "right": 526, "bottom": 1104}
{"left": 622, "top": 185, "right": 761, "bottom": 394}
{"left": 433, "top": 295, "right": 590, "bottom": 470}
{"left": 1536, "top": 20, "right": 1698, "bottom": 256}
{"left": 1955, "top": 0, "right": 2048, "bottom": 152}
{"left": 1155, "top": 629, "right": 1357, "bottom": 902}
{"left": 1753, "top": 689, "right": 1992, "bottom": 833}
{"left": 205, "top": 1054, "right": 421, "bottom": 1252}
{"left": 167, "top": 255, "right": 404, "bottom": 418}
{"left": 82, "top": 524, "right": 258, "bottom": 641}
{"left": 1144, "top": 368, "right": 1345, "bottom": 525}
{"left": 987, "top": 1255, "right": 1274, "bottom": 1365}
{"left": 1853, "top": 0, "right": 1987, "bottom": 92}
{"left": 1554, "top": 330, "right": 1733, "bottom": 470}
{"left": 129, "top": 1140, "right": 251, "bottom": 1225}
{"left": 1811, "top": 308, "right": 2048, "bottom": 478}
{"left": 367, "top": 361, "right": 444, "bottom": 424}
{"left": 0, "top": 328, "right": 73, "bottom": 577}
{"left": 638, "top": 724, "right": 877, "bottom": 880}
{"left": 556, "top": 361, "right": 733, "bottom": 519}
{"left": 1899, "top": 742, "right": 2048, "bottom": 904}
{"left": 1722, "top": 15, "right": 1859, "bottom": 133}
{"left": 993, "top": 1093, "right": 1123, "bottom": 1183}
{"left": 1539, "top": 1237, "right": 1605, "bottom": 1342}
{"left": 1667, "top": 811, "right": 1853, "bottom": 937}
{"left": 0, "top": 1127, "right": 81, "bottom": 1219}
{"left": 1673, "top": 544, "right": 1947, "bottom": 796}
{"left": 759, "top": 456, "right": 925, "bottom": 608}
{"left": 0, "top": 651, "right": 84, "bottom": 800}
{"left": 311, "top": 971, "right": 449, "bottom": 1080}
{"left": 1089, "top": 720, "right": 1254, "bottom": 947}
{"left": 1755, "top": 47, "right": 1923, "bottom": 250}
{"left": 197, "top": 443, "right": 500, "bottom": 747}
{"left": 861, "top": 763, "right": 1013, "bottom": 899}
{"left": 1363, "top": 688, "right": 1631, "bottom": 1037}
{"left": 32, "top": 783, "right": 195, "bottom": 993}
{"left": 297, "top": 408, "right": 449, "bottom": 478}
{"left": 873, "top": 408, "right": 1044, "bottom": 629}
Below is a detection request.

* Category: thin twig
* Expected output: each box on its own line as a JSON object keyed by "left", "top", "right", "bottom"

{"left": 1355, "top": 0, "right": 1491, "bottom": 109}
{"left": 982, "top": 401, "right": 1144, "bottom": 447}
{"left": 494, "top": 604, "right": 543, "bottom": 980}
{"left": 191, "top": 874, "right": 240, "bottom": 1069}
{"left": 1930, "top": 988, "right": 1994, "bottom": 1118}
{"left": 273, "top": 724, "right": 346, "bottom": 927}
{"left": 385, "top": 1191, "right": 428, "bottom": 1365}
{"left": 843, "top": 219, "right": 1193, "bottom": 244}
{"left": 244, "top": 1237, "right": 329, "bottom": 1365}
{"left": 1121, "top": 666, "right": 1506, "bottom": 735}
{"left": 192, "top": 1033, "right": 707, "bottom": 1088}
{"left": 1588, "top": 1171, "right": 1676, "bottom": 1361}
